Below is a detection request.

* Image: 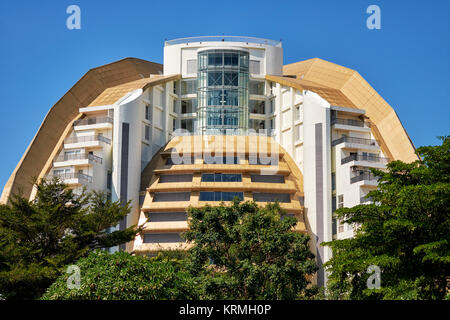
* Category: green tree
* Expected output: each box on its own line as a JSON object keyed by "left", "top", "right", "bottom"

{"left": 0, "top": 178, "right": 140, "bottom": 300}
{"left": 41, "top": 250, "right": 199, "bottom": 300}
{"left": 184, "top": 200, "right": 318, "bottom": 299}
{"left": 323, "top": 136, "right": 450, "bottom": 300}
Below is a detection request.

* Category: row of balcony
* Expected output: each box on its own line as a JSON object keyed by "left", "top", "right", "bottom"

{"left": 65, "top": 134, "right": 111, "bottom": 145}
{"left": 341, "top": 154, "right": 389, "bottom": 165}
{"left": 73, "top": 117, "right": 113, "bottom": 127}
{"left": 54, "top": 153, "right": 102, "bottom": 164}
{"left": 350, "top": 172, "right": 378, "bottom": 184}
{"left": 53, "top": 172, "right": 93, "bottom": 183}
{"left": 332, "top": 136, "right": 379, "bottom": 147}
{"left": 331, "top": 118, "right": 369, "bottom": 128}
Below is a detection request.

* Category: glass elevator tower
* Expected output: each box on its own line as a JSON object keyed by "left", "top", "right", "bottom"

{"left": 197, "top": 49, "right": 249, "bottom": 134}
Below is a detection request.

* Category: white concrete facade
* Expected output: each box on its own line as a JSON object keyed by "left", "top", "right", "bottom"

{"left": 41, "top": 36, "right": 388, "bottom": 287}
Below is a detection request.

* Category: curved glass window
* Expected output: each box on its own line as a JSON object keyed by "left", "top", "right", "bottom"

{"left": 197, "top": 49, "right": 249, "bottom": 134}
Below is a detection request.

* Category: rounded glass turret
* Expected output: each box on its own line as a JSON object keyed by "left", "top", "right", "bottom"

{"left": 197, "top": 49, "right": 249, "bottom": 134}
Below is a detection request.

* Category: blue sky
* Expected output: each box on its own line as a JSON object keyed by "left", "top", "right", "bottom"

{"left": 0, "top": 0, "right": 449, "bottom": 190}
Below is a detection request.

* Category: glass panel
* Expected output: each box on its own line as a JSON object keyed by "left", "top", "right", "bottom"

{"left": 223, "top": 90, "right": 238, "bottom": 106}
{"left": 199, "top": 191, "right": 214, "bottom": 201}
{"left": 208, "top": 71, "right": 222, "bottom": 86}
{"left": 181, "top": 80, "right": 197, "bottom": 94}
{"left": 197, "top": 49, "right": 249, "bottom": 133}
{"left": 208, "top": 90, "right": 222, "bottom": 106}
{"left": 249, "top": 100, "right": 265, "bottom": 114}
{"left": 239, "top": 53, "right": 248, "bottom": 68}
{"left": 224, "top": 52, "right": 232, "bottom": 66}
{"left": 224, "top": 72, "right": 238, "bottom": 86}
{"left": 249, "top": 81, "right": 264, "bottom": 95}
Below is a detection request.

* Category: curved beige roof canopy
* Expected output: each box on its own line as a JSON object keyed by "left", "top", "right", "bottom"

{"left": 268, "top": 58, "right": 418, "bottom": 163}
{"left": 1, "top": 58, "right": 163, "bottom": 204}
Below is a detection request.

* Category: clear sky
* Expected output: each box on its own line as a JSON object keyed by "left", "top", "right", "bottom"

{"left": 0, "top": 0, "right": 449, "bottom": 190}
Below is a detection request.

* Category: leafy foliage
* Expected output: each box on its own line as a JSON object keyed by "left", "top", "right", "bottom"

{"left": 41, "top": 250, "right": 199, "bottom": 300}
{"left": 0, "top": 178, "right": 140, "bottom": 300}
{"left": 184, "top": 200, "right": 318, "bottom": 299}
{"left": 323, "top": 136, "right": 450, "bottom": 300}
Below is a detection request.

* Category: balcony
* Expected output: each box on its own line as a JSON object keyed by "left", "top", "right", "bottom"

{"left": 332, "top": 118, "right": 367, "bottom": 127}
{"left": 350, "top": 172, "right": 378, "bottom": 185}
{"left": 53, "top": 172, "right": 93, "bottom": 184}
{"left": 331, "top": 118, "right": 371, "bottom": 133}
{"left": 53, "top": 153, "right": 103, "bottom": 166}
{"left": 73, "top": 117, "right": 113, "bottom": 131}
{"left": 341, "top": 154, "right": 389, "bottom": 165}
{"left": 64, "top": 134, "right": 111, "bottom": 149}
{"left": 360, "top": 196, "right": 373, "bottom": 203}
{"left": 249, "top": 100, "right": 265, "bottom": 114}
{"left": 332, "top": 136, "right": 379, "bottom": 148}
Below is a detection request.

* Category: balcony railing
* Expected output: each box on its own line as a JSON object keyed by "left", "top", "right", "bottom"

{"left": 73, "top": 117, "right": 113, "bottom": 127}
{"left": 54, "top": 153, "right": 103, "bottom": 164}
{"left": 64, "top": 134, "right": 111, "bottom": 145}
{"left": 341, "top": 154, "right": 389, "bottom": 165}
{"left": 165, "top": 36, "right": 282, "bottom": 47}
{"left": 331, "top": 118, "right": 369, "bottom": 128}
{"left": 350, "top": 172, "right": 378, "bottom": 184}
{"left": 332, "top": 136, "right": 379, "bottom": 147}
{"left": 53, "top": 172, "right": 93, "bottom": 183}
{"left": 360, "top": 196, "right": 373, "bottom": 203}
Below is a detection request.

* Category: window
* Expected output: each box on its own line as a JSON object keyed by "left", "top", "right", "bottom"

{"left": 208, "top": 71, "right": 222, "bottom": 86}
{"left": 294, "top": 124, "right": 301, "bottom": 141}
{"left": 249, "top": 60, "right": 260, "bottom": 74}
{"left": 249, "top": 100, "right": 265, "bottom": 114}
{"left": 224, "top": 72, "right": 238, "bottom": 86}
{"left": 332, "top": 196, "right": 336, "bottom": 212}
{"left": 107, "top": 171, "right": 112, "bottom": 190}
{"left": 186, "top": 59, "right": 197, "bottom": 74}
{"left": 249, "top": 119, "right": 265, "bottom": 131}
{"left": 253, "top": 193, "right": 291, "bottom": 203}
{"left": 159, "top": 174, "right": 193, "bottom": 183}
{"left": 181, "top": 80, "right": 197, "bottom": 95}
{"left": 223, "top": 90, "right": 239, "bottom": 106}
{"left": 248, "top": 155, "right": 278, "bottom": 166}
{"left": 54, "top": 168, "right": 71, "bottom": 176}
{"left": 332, "top": 218, "right": 337, "bottom": 235}
{"left": 295, "top": 105, "right": 301, "bottom": 121}
{"left": 144, "top": 124, "right": 150, "bottom": 141}
{"left": 145, "top": 105, "right": 151, "bottom": 121}
{"left": 338, "top": 221, "right": 344, "bottom": 233}
{"left": 143, "top": 232, "right": 184, "bottom": 243}
{"left": 172, "top": 118, "right": 176, "bottom": 131}
{"left": 166, "top": 155, "right": 195, "bottom": 165}
{"left": 331, "top": 173, "right": 336, "bottom": 191}
{"left": 181, "top": 100, "right": 196, "bottom": 113}
{"left": 180, "top": 119, "right": 194, "bottom": 132}
{"left": 250, "top": 175, "right": 284, "bottom": 183}
{"left": 199, "top": 191, "right": 244, "bottom": 201}
{"left": 153, "top": 192, "right": 191, "bottom": 202}
{"left": 249, "top": 81, "right": 264, "bottom": 95}
{"left": 62, "top": 149, "right": 81, "bottom": 160}
{"left": 148, "top": 212, "right": 187, "bottom": 222}
{"left": 208, "top": 90, "right": 222, "bottom": 106}
{"left": 208, "top": 52, "right": 223, "bottom": 66}
{"left": 338, "top": 195, "right": 344, "bottom": 209}
{"left": 201, "top": 173, "right": 242, "bottom": 182}
{"left": 203, "top": 155, "right": 239, "bottom": 165}
{"left": 223, "top": 52, "right": 238, "bottom": 66}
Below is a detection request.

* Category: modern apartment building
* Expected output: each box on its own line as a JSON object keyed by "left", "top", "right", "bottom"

{"left": 1, "top": 36, "right": 418, "bottom": 286}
